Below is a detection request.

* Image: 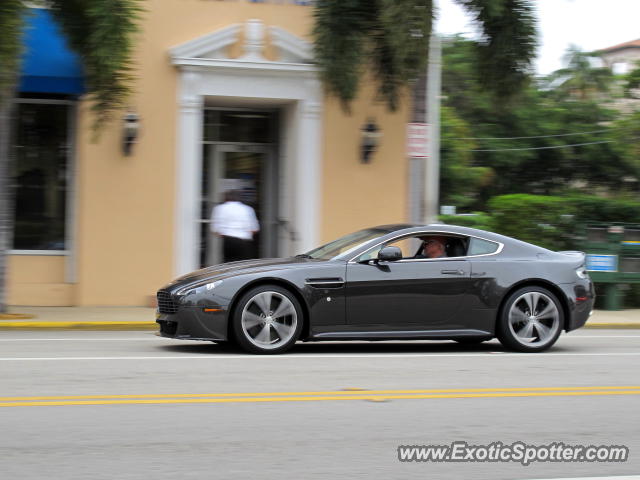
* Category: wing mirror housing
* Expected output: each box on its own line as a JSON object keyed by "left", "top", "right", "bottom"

{"left": 378, "top": 246, "right": 402, "bottom": 262}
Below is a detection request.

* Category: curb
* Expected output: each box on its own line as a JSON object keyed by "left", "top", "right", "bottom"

{"left": 0, "top": 321, "right": 157, "bottom": 331}
{"left": 0, "top": 313, "right": 36, "bottom": 320}
{"left": 584, "top": 322, "right": 640, "bottom": 329}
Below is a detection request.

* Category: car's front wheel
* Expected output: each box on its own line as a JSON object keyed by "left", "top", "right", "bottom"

{"left": 497, "top": 286, "right": 564, "bottom": 352}
{"left": 232, "top": 285, "right": 303, "bottom": 354}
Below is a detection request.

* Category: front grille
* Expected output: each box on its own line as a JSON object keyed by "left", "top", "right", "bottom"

{"left": 157, "top": 290, "right": 178, "bottom": 314}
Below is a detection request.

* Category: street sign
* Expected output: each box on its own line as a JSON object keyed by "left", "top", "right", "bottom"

{"left": 586, "top": 254, "right": 618, "bottom": 272}
{"left": 441, "top": 205, "right": 456, "bottom": 215}
{"left": 407, "top": 123, "right": 429, "bottom": 158}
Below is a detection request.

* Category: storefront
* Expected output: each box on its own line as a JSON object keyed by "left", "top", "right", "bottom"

{"left": 9, "top": 0, "right": 411, "bottom": 306}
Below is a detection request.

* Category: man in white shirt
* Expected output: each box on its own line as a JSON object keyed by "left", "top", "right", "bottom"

{"left": 210, "top": 190, "right": 260, "bottom": 262}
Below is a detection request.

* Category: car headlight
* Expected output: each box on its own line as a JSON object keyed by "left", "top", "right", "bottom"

{"left": 576, "top": 267, "right": 589, "bottom": 279}
{"left": 176, "top": 279, "right": 223, "bottom": 296}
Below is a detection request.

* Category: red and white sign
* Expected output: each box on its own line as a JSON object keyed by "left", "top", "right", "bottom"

{"left": 407, "top": 123, "right": 429, "bottom": 158}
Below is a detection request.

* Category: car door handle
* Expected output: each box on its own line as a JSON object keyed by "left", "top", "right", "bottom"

{"left": 441, "top": 269, "right": 465, "bottom": 275}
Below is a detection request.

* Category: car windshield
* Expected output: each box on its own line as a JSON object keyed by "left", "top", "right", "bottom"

{"left": 301, "top": 228, "right": 390, "bottom": 260}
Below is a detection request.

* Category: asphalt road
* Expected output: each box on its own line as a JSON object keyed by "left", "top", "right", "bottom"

{"left": 1, "top": 330, "right": 639, "bottom": 480}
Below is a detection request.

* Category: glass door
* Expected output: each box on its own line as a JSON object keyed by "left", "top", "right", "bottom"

{"left": 200, "top": 144, "right": 277, "bottom": 267}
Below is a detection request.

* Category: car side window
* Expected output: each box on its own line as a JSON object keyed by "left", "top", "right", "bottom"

{"left": 468, "top": 237, "right": 499, "bottom": 256}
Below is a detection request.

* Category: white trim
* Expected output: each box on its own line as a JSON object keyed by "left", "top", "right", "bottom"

{"left": 170, "top": 24, "right": 240, "bottom": 60}
{"left": 269, "top": 26, "right": 314, "bottom": 63}
{"left": 171, "top": 58, "right": 318, "bottom": 73}
{"left": 9, "top": 250, "right": 68, "bottom": 256}
{"left": 65, "top": 102, "right": 78, "bottom": 283}
{"left": 170, "top": 22, "right": 323, "bottom": 276}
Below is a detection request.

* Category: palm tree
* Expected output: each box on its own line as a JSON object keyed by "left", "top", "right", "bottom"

{"left": 313, "top": 0, "right": 538, "bottom": 111}
{"left": 0, "top": 0, "right": 142, "bottom": 313}
{"left": 548, "top": 45, "right": 613, "bottom": 101}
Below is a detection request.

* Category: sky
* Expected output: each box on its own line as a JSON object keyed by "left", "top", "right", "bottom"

{"left": 436, "top": 0, "right": 640, "bottom": 75}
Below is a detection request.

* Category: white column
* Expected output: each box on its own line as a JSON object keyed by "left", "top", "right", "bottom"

{"left": 175, "top": 70, "right": 204, "bottom": 276}
{"left": 294, "top": 98, "right": 322, "bottom": 253}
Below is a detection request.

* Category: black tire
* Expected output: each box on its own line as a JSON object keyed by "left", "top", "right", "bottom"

{"left": 232, "top": 285, "right": 303, "bottom": 354}
{"left": 497, "top": 286, "right": 564, "bottom": 352}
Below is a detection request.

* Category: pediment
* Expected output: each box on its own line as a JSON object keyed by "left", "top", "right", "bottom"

{"left": 170, "top": 19, "right": 314, "bottom": 65}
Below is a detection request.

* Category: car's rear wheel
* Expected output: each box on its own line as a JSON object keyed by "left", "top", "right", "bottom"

{"left": 232, "top": 285, "right": 303, "bottom": 354}
{"left": 497, "top": 286, "right": 564, "bottom": 352}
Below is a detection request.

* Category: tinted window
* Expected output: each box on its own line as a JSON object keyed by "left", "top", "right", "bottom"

{"left": 468, "top": 237, "right": 499, "bottom": 256}
{"left": 304, "top": 228, "right": 389, "bottom": 260}
{"left": 12, "top": 102, "right": 69, "bottom": 250}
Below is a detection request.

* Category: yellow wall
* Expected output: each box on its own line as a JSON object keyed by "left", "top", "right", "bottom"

{"left": 11, "top": 1, "right": 411, "bottom": 306}
{"left": 7, "top": 255, "right": 74, "bottom": 306}
{"left": 321, "top": 82, "right": 410, "bottom": 243}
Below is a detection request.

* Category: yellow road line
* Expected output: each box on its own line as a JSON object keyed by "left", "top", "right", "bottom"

{"left": 1, "top": 385, "right": 639, "bottom": 402}
{"left": 2, "top": 387, "right": 640, "bottom": 407}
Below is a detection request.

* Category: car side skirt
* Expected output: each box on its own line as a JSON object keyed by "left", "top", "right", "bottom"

{"left": 308, "top": 329, "right": 492, "bottom": 341}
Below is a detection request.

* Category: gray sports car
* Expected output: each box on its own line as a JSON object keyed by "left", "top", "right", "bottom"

{"left": 156, "top": 224, "right": 595, "bottom": 354}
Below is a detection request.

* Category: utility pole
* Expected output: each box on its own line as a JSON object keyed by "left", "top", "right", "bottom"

{"left": 408, "top": 31, "right": 441, "bottom": 225}
{"left": 424, "top": 32, "right": 441, "bottom": 225}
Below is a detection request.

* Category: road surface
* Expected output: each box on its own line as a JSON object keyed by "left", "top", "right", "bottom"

{"left": 1, "top": 330, "right": 639, "bottom": 479}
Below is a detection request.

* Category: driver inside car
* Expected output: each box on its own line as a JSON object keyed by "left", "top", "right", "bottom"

{"left": 417, "top": 236, "right": 447, "bottom": 259}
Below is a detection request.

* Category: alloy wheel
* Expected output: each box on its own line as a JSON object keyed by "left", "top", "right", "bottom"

{"left": 508, "top": 291, "right": 561, "bottom": 348}
{"left": 241, "top": 291, "right": 298, "bottom": 350}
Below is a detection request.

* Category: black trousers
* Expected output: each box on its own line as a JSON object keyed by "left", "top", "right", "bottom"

{"left": 222, "top": 236, "right": 252, "bottom": 262}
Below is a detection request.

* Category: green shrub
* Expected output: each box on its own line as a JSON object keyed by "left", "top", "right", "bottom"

{"left": 567, "top": 195, "right": 640, "bottom": 225}
{"left": 438, "top": 212, "right": 493, "bottom": 231}
{"left": 487, "top": 194, "right": 574, "bottom": 250}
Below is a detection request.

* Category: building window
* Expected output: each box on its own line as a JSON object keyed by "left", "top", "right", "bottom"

{"left": 11, "top": 101, "right": 71, "bottom": 251}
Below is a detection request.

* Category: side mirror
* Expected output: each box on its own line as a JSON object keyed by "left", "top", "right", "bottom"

{"left": 378, "top": 246, "right": 402, "bottom": 262}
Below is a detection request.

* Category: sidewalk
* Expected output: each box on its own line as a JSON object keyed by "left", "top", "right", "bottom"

{"left": 0, "top": 306, "right": 638, "bottom": 330}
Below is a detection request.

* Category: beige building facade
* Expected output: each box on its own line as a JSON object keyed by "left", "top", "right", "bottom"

{"left": 9, "top": 0, "right": 412, "bottom": 306}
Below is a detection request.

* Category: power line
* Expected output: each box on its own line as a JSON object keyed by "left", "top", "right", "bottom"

{"left": 469, "top": 140, "right": 613, "bottom": 152}
{"left": 453, "top": 127, "right": 629, "bottom": 141}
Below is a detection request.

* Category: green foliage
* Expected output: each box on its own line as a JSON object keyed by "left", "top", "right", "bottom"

{"left": 439, "top": 212, "right": 493, "bottom": 231}
{"left": 0, "top": 0, "right": 26, "bottom": 103}
{"left": 313, "top": 0, "right": 536, "bottom": 111}
{"left": 440, "top": 105, "right": 492, "bottom": 208}
{"left": 625, "top": 61, "right": 640, "bottom": 98}
{"left": 483, "top": 194, "right": 640, "bottom": 250}
{"left": 566, "top": 195, "right": 640, "bottom": 225}
{"left": 440, "top": 37, "right": 639, "bottom": 210}
{"left": 487, "top": 194, "right": 574, "bottom": 249}
{"left": 547, "top": 46, "right": 613, "bottom": 101}
{"left": 313, "top": 0, "right": 432, "bottom": 111}
{"left": 50, "top": 0, "right": 144, "bottom": 131}
{"left": 455, "top": 0, "right": 537, "bottom": 101}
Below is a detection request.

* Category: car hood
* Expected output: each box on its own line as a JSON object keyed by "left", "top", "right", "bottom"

{"left": 165, "top": 257, "right": 329, "bottom": 289}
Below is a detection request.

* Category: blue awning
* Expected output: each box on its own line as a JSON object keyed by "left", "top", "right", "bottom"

{"left": 19, "top": 8, "right": 85, "bottom": 95}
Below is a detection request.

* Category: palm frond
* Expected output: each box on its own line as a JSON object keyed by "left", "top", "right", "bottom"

{"left": 50, "top": 0, "right": 144, "bottom": 133}
{"left": 455, "top": 0, "right": 537, "bottom": 99}
{"left": 0, "top": 0, "right": 26, "bottom": 102}
{"left": 313, "top": 0, "right": 433, "bottom": 112}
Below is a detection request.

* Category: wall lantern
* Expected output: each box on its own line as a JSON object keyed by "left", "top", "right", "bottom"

{"left": 360, "top": 118, "right": 381, "bottom": 164}
{"left": 122, "top": 111, "right": 140, "bottom": 156}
